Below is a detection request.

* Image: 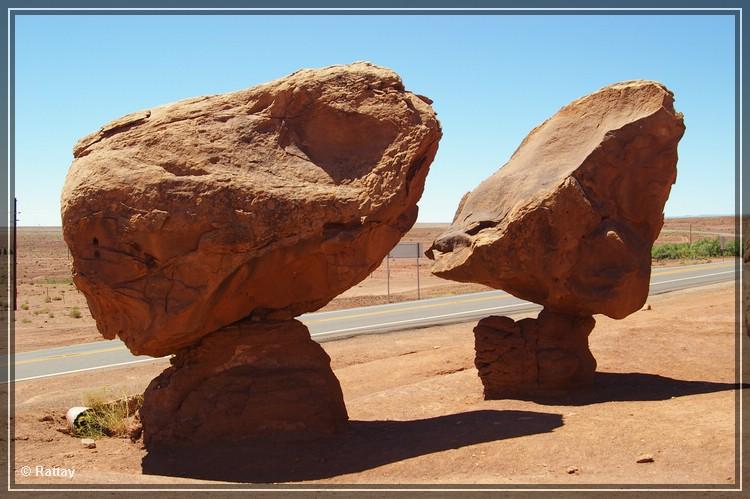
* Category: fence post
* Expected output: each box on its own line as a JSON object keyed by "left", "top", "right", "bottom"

{"left": 416, "top": 247, "right": 420, "bottom": 300}
{"left": 386, "top": 254, "right": 390, "bottom": 303}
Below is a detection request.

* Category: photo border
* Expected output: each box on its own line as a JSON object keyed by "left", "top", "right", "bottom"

{"left": 2, "top": 2, "right": 745, "bottom": 494}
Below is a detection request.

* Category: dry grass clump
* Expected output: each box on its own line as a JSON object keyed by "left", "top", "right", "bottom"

{"left": 72, "top": 391, "right": 144, "bottom": 440}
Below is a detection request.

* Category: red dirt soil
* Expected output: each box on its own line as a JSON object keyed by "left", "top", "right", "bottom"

{"left": 11, "top": 281, "right": 739, "bottom": 485}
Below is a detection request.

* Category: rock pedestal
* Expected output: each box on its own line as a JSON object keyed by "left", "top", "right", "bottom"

{"left": 474, "top": 309, "right": 596, "bottom": 399}
{"left": 140, "top": 319, "right": 348, "bottom": 448}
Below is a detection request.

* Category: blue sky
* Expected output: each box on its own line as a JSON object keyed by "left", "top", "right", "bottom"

{"left": 14, "top": 14, "right": 736, "bottom": 226}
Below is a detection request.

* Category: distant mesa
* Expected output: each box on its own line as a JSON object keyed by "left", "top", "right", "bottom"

{"left": 61, "top": 62, "right": 442, "bottom": 447}
{"left": 427, "top": 80, "right": 685, "bottom": 398}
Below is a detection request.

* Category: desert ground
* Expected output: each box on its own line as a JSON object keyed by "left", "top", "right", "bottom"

{"left": 10, "top": 217, "right": 738, "bottom": 353}
{"left": 7, "top": 217, "right": 739, "bottom": 486}
{"left": 11, "top": 280, "right": 739, "bottom": 485}
{"left": 8, "top": 216, "right": 741, "bottom": 486}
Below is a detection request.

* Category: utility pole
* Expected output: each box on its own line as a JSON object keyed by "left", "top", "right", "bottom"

{"left": 416, "top": 243, "right": 421, "bottom": 300}
{"left": 13, "top": 197, "right": 17, "bottom": 311}
{"left": 689, "top": 223, "right": 692, "bottom": 245}
{"left": 386, "top": 254, "right": 390, "bottom": 303}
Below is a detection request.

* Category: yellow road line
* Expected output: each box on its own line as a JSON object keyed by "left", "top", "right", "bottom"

{"left": 306, "top": 262, "right": 735, "bottom": 325}
{"left": 650, "top": 262, "right": 734, "bottom": 277}
{"left": 12, "top": 345, "right": 126, "bottom": 366}
{"left": 304, "top": 293, "right": 516, "bottom": 324}
{"left": 13, "top": 262, "right": 734, "bottom": 367}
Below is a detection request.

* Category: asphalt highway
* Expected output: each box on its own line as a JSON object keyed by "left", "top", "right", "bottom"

{"left": 7, "top": 260, "right": 737, "bottom": 383}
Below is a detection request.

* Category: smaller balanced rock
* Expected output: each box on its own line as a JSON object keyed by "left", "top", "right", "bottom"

{"left": 428, "top": 80, "right": 684, "bottom": 398}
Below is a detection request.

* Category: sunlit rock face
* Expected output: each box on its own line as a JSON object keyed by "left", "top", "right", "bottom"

{"left": 62, "top": 62, "right": 441, "bottom": 357}
{"left": 428, "top": 80, "right": 684, "bottom": 319}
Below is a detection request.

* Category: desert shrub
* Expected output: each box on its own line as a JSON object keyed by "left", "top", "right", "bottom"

{"left": 691, "top": 238, "right": 721, "bottom": 257}
{"left": 20, "top": 303, "right": 28, "bottom": 311}
{"left": 652, "top": 237, "right": 740, "bottom": 260}
{"left": 652, "top": 243, "right": 689, "bottom": 260}
{"left": 44, "top": 277, "right": 73, "bottom": 285}
{"left": 73, "top": 392, "right": 144, "bottom": 439}
{"left": 723, "top": 238, "right": 741, "bottom": 257}
{"left": 44, "top": 296, "right": 51, "bottom": 303}
{"left": 69, "top": 307, "right": 82, "bottom": 319}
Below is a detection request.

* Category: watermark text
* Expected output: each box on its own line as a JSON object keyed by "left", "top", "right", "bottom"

{"left": 19, "top": 465, "right": 76, "bottom": 479}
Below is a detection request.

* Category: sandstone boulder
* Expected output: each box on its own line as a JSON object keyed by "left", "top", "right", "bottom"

{"left": 474, "top": 310, "right": 596, "bottom": 399}
{"left": 428, "top": 81, "right": 684, "bottom": 319}
{"left": 140, "top": 319, "right": 347, "bottom": 447}
{"left": 61, "top": 62, "right": 441, "bottom": 356}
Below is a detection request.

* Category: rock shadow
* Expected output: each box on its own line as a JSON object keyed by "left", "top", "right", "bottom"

{"left": 141, "top": 409, "right": 562, "bottom": 483}
{"left": 518, "top": 371, "right": 746, "bottom": 406}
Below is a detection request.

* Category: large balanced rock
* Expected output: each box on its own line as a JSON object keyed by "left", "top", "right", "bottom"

{"left": 428, "top": 80, "right": 685, "bottom": 319}
{"left": 61, "top": 62, "right": 441, "bottom": 356}
{"left": 140, "top": 319, "right": 347, "bottom": 447}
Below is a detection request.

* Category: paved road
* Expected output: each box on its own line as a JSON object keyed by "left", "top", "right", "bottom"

{"left": 7, "top": 260, "right": 737, "bottom": 383}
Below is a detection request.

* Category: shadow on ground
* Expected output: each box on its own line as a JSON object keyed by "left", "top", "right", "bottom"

{"left": 526, "top": 372, "right": 746, "bottom": 406}
{"left": 141, "top": 409, "right": 562, "bottom": 483}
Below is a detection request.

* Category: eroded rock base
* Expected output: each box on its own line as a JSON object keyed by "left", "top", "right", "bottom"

{"left": 141, "top": 319, "right": 348, "bottom": 448}
{"left": 474, "top": 309, "right": 597, "bottom": 399}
